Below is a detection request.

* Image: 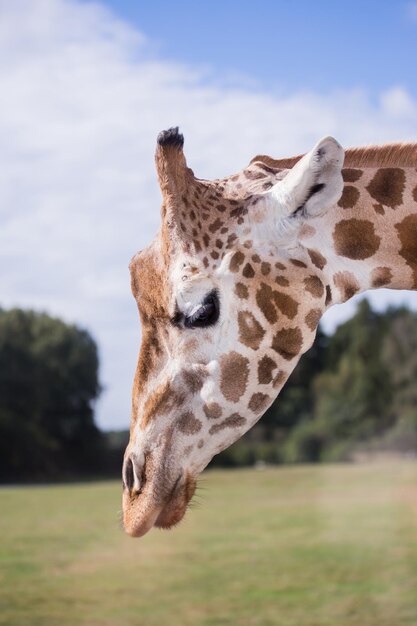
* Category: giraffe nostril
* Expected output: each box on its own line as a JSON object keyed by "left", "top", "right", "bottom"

{"left": 123, "top": 454, "right": 144, "bottom": 494}
{"left": 123, "top": 457, "right": 135, "bottom": 492}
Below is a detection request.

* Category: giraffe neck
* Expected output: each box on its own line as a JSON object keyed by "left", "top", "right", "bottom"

{"left": 302, "top": 164, "right": 417, "bottom": 305}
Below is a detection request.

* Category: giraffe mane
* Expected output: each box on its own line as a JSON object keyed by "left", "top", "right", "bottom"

{"left": 250, "top": 142, "right": 417, "bottom": 170}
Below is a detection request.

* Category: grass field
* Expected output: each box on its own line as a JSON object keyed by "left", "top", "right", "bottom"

{"left": 0, "top": 462, "right": 416, "bottom": 626}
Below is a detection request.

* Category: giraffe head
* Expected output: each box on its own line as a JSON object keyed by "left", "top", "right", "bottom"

{"left": 123, "top": 127, "right": 344, "bottom": 537}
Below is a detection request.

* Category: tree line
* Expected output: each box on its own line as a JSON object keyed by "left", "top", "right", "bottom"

{"left": 0, "top": 308, "right": 108, "bottom": 481}
{"left": 1, "top": 301, "right": 417, "bottom": 482}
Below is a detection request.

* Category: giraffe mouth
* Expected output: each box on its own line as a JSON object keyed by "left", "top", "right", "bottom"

{"left": 122, "top": 472, "right": 196, "bottom": 538}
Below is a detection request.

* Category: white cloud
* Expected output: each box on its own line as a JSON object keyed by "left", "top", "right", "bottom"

{"left": 380, "top": 86, "right": 416, "bottom": 117}
{"left": 1, "top": 0, "right": 417, "bottom": 429}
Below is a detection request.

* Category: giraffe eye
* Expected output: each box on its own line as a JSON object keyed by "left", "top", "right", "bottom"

{"left": 175, "top": 290, "right": 220, "bottom": 329}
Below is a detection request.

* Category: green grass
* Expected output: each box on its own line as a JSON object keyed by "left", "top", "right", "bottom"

{"left": 0, "top": 462, "right": 417, "bottom": 626}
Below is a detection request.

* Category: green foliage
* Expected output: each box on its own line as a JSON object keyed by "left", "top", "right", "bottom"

{"left": 313, "top": 300, "right": 393, "bottom": 443}
{"left": 0, "top": 308, "right": 102, "bottom": 481}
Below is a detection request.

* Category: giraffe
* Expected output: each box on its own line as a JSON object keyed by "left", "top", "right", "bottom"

{"left": 123, "top": 126, "right": 417, "bottom": 537}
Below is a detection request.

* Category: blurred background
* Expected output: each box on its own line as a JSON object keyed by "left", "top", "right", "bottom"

{"left": 1, "top": 1, "right": 417, "bottom": 625}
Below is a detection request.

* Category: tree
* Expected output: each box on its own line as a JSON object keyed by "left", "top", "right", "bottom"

{"left": 281, "top": 300, "right": 399, "bottom": 462}
{"left": 0, "top": 308, "right": 102, "bottom": 481}
{"left": 301, "top": 300, "right": 392, "bottom": 460}
{"left": 381, "top": 308, "right": 417, "bottom": 415}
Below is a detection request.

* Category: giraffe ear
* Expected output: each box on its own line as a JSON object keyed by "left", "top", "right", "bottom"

{"left": 270, "top": 136, "right": 344, "bottom": 217}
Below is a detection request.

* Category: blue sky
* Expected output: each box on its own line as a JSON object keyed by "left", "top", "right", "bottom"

{"left": 1, "top": 0, "right": 417, "bottom": 429}
{"left": 96, "top": 0, "right": 417, "bottom": 98}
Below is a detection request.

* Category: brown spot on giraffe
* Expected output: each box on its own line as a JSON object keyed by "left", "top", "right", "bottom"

{"left": 307, "top": 249, "right": 327, "bottom": 270}
{"left": 256, "top": 283, "right": 277, "bottom": 323}
{"left": 248, "top": 393, "right": 271, "bottom": 413}
{"left": 305, "top": 308, "right": 322, "bottom": 331}
{"left": 273, "top": 370, "right": 287, "bottom": 388}
{"left": 235, "top": 282, "right": 249, "bottom": 299}
{"left": 261, "top": 262, "right": 271, "bottom": 276}
{"left": 304, "top": 276, "right": 324, "bottom": 298}
{"left": 231, "top": 205, "right": 248, "bottom": 220}
{"left": 229, "top": 251, "right": 245, "bottom": 272}
{"left": 178, "top": 411, "right": 202, "bottom": 435}
{"left": 238, "top": 311, "right": 265, "bottom": 350}
{"left": 219, "top": 352, "right": 250, "bottom": 402}
{"left": 209, "top": 414, "right": 246, "bottom": 435}
{"left": 342, "top": 168, "right": 363, "bottom": 183}
{"left": 333, "top": 271, "right": 360, "bottom": 301}
{"left": 256, "top": 283, "right": 299, "bottom": 323}
{"left": 290, "top": 259, "right": 307, "bottom": 268}
{"left": 203, "top": 403, "right": 223, "bottom": 419}
{"left": 366, "top": 168, "right": 406, "bottom": 208}
{"left": 242, "top": 263, "right": 255, "bottom": 278}
{"left": 258, "top": 355, "right": 277, "bottom": 384}
{"left": 182, "top": 367, "right": 207, "bottom": 394}
{"left": 373, "top": 203, "right": 385, "bottom": 215}
{"left": 275, "top": 261, "right": 286, "bottom": 270}
{"left": 371, "top": 266, "right": 393, "bottom": 288}
{"left": 333, "top": 219, "right": 381, "bottom": 260}
{"left": 275, "top": 275, "right": 290, "bottom": 287}
{"left": 338, "top": 185, "right": 360, "bottom": 209}
{"left": 209, "top": 218, "right": 224, "bottom": 233}
{"left": 271, "top": 327, "right": 303, "bottom": 361}
{"left": 395, "top": 214, "right": 417, "bottom": 288}
{"left": 413, "top": 185, "right": 417, "bottom": 203}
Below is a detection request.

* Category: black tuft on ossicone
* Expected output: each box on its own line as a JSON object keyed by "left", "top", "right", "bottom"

{"left": 157, "top": 127, "right": 184, "bottom": 148}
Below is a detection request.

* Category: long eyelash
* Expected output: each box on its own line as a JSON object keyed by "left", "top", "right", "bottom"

{"left": 173, "top": 290, "right": 220, "bottom": 329}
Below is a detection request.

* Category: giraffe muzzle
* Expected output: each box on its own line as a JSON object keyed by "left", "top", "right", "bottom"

{"left": 122, "top": 454, "right": 196, "bottom": 537}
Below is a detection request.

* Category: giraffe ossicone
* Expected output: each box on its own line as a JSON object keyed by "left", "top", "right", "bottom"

{"left": 123, "top": 127, "right": 417, "bottom": 537}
